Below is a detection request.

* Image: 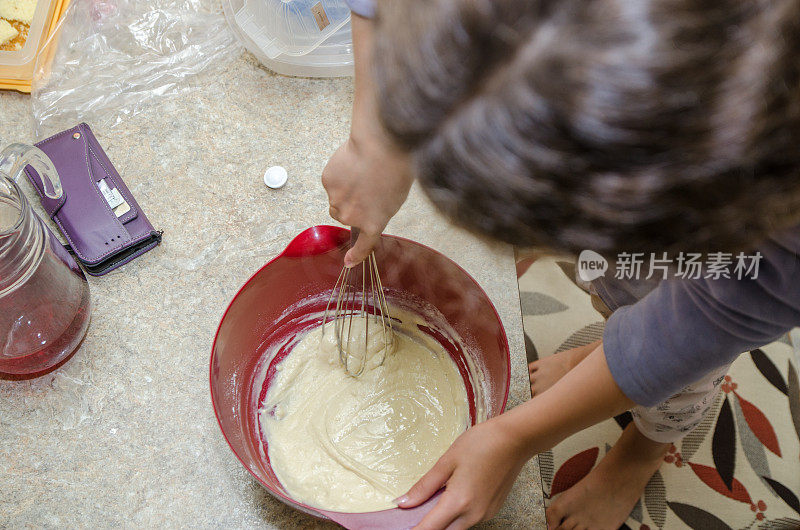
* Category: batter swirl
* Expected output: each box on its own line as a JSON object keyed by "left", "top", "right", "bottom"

{"left": 260, "top": 311, "right": 469, "bottom": 512}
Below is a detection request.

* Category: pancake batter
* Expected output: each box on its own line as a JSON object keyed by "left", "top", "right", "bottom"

{"left": 260, "top": 311, "right": 469, "bottom": 512}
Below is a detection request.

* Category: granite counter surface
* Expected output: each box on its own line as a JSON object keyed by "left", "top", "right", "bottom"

{"left": 0, "top": 53, "right": 543, "bottom": 528}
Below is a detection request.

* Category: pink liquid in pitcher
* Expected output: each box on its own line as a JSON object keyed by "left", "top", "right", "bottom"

{"left": 0, "top": 191, "right": 91, "bottom": 378}
{"left": 1, "top": 145, "right": 92, "bottom": 378}
{"left": 0, "top": 242, "right": 91, "bottom": 378}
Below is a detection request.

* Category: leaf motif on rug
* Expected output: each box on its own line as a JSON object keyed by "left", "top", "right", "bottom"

{"left": 519, "top": 292, "right": 568, "bottom": 316}
{"left": 524, "top": 332, "right": 538, "bottom": 364}
{"left": 630, "top": 497, "right": 643, "bottom": 523}
{"left": 550, "top": 447, "right": 599, "bottom": 496}
{"left": 555, "top": 260, "right": 576, "bottom": 282}
{"left": 667, "top": 502, "right": 733, "bottom": 530}
{"left": 713, "top": 396, "right": 737, "bottom": 490}
{"left": 732, "top": 394, "right": 771, "bottom": 485}
{"left": 787, "top": 360, "right": 800, "bottom": 444}
{"left": 757, "top": 516, "right": 800, "bottom": 529}
{"left": 538, "top": 450, "right": 555, "bottom": 497}
{"left": 762, "top": 478, "right": 800, "bottom": 516}
{"left": 750, "top": 349, "right": 789, "bottom": 395}
{"left": 734, "top": 391, "right": 782, "bottom": 457}
{"left": 687, "top": 463, "right": 753, "bottom": 505}
{"left": 644, "top": 469, "right": 667, "bottom": 528}
{"left": 554, "top": 322, "right": 604, "bottom": 354}
{"left": 681, "top": 392, "right": 723, "bottom": 461}
{"left": 614, "top": 411, "right": 633, "bottom": 431}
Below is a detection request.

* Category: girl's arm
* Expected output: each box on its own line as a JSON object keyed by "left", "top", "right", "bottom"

{"left": 399, "top": 343, "right": 634, "bottom": 530}
{"left": 322, "top": 14, "right": 413, "bottom": 267}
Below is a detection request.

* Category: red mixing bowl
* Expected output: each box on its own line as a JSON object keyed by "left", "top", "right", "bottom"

{"left": 210, "top": 225, "right": 510, "bottom": 529}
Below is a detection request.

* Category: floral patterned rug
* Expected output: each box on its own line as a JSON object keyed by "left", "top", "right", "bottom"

{"left": 518, "top": 257, "right": 800, "bottom": 529}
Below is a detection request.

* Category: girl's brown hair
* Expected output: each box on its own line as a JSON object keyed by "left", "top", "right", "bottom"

{"left": 373, "top": 0, "right": 800, "bottom": 255}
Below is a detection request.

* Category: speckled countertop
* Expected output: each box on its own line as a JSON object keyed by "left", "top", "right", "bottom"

{"left": 0, "top": 53, "right": 543, "bottom": 528}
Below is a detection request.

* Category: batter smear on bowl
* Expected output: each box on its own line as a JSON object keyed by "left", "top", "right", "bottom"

{"left": 259, "top": 309, "right": 469, "bottom": 512}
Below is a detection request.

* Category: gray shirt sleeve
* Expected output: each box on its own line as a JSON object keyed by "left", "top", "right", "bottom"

{"left": 345, "top": 0, "right": 375, "bottom": 18}
{"left": 603, "top": 231, "right": 800, "bottom": 407}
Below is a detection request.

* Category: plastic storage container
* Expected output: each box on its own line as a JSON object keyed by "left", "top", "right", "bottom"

{"left": 0, "top": 0, "right": 66, "bottom": 91}
{"left": 223, "top": 0, "right": 353, "bottom": 78}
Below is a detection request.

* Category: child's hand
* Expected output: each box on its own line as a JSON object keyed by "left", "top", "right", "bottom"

{"left": 322, "top": 132, "right": 411, "bottom": 267}
{"left": 397, "top": 344, "right": 635, "bottom": 529}
{"left": 321, "top": 14, "right": 412, "bottom": 267}
{"left": 396, "top": 418, "right": 529, "bottom": 530}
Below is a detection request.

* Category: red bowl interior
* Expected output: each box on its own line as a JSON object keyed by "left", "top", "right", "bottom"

{"left": 210, "top": 226, "right": 510, "bottom": 528}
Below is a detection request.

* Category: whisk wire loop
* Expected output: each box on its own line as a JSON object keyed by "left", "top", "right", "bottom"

{"left": 322, "top": 250, "right": 393, "bottom": 377}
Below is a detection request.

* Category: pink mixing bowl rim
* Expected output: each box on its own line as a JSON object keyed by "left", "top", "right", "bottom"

{"left": 209, "top": 225, "right": 512, "bottom": 519}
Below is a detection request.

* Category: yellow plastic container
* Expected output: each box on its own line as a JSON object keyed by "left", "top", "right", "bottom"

{"left": 0, "top": 0, "right": 68, "bottom": 93}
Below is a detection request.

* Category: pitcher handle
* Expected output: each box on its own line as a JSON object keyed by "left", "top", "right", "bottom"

{"left": 0, "top": 143, "right": 63, "bottom": 200}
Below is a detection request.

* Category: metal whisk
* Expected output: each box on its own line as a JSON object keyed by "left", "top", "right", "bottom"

{"left": 321, "top": 237, "right": 393, "bottom": 377}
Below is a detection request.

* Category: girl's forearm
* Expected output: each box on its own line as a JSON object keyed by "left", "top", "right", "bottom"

{"left": 498, "top": 344, "right": 635, "bottom": 458}
{"left": 350, "top": 14, "right": 378, "bottom": 138}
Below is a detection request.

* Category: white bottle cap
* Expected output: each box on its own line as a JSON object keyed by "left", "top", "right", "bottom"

{"left": 264, "top": 166, "right": 288, "bottom": 189}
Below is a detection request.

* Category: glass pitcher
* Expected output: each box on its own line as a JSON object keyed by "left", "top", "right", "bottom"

{"left": 0, "top": 144, "right": 91, "bottom": 377}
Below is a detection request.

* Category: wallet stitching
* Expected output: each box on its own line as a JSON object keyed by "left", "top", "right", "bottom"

{"left": 55, "top": 213, "right": 152, "bottom": 265}
{"left": 78, "top": 130, "right": 132, "bottom": 260}
{"left": 88, "top": 147, "right": 139, "bottom": 224}
{"left": 86, "top": 130, "right": 139, "bottom": 227}
{"left": 86, "top": 237, "right": 160, "bottom": 275}
{"left": 30, "top": 123, "right": 148, "bottom": 265}
{"left": 48, "top": 124, "right": 129, "bottom": 263}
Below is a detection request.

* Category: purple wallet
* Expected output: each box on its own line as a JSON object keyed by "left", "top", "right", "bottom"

{"left": 25, "top": 123, "right": 162, "bottom": 276}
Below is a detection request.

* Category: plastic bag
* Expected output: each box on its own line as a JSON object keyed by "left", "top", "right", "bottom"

{"left": 31, "top": 0, "right": 242, "bottom": 138}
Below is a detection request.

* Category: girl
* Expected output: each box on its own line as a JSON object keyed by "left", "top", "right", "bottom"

{"left": 322, "top": 1, "right": 800, "bottom": 528}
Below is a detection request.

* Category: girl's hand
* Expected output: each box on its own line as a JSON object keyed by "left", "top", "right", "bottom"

{"left": 322, "top": 132, "right": 411, "bottom": 267}
{"left": 398, "top": 344, "right": 636, "bottom": 529}
{"left": 396, "top": 418, "right": 530, "bottom": 530}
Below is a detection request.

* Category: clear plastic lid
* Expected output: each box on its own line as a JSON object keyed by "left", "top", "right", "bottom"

{"left": 234, "top": 0, "right": 351, "bottom": 59}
